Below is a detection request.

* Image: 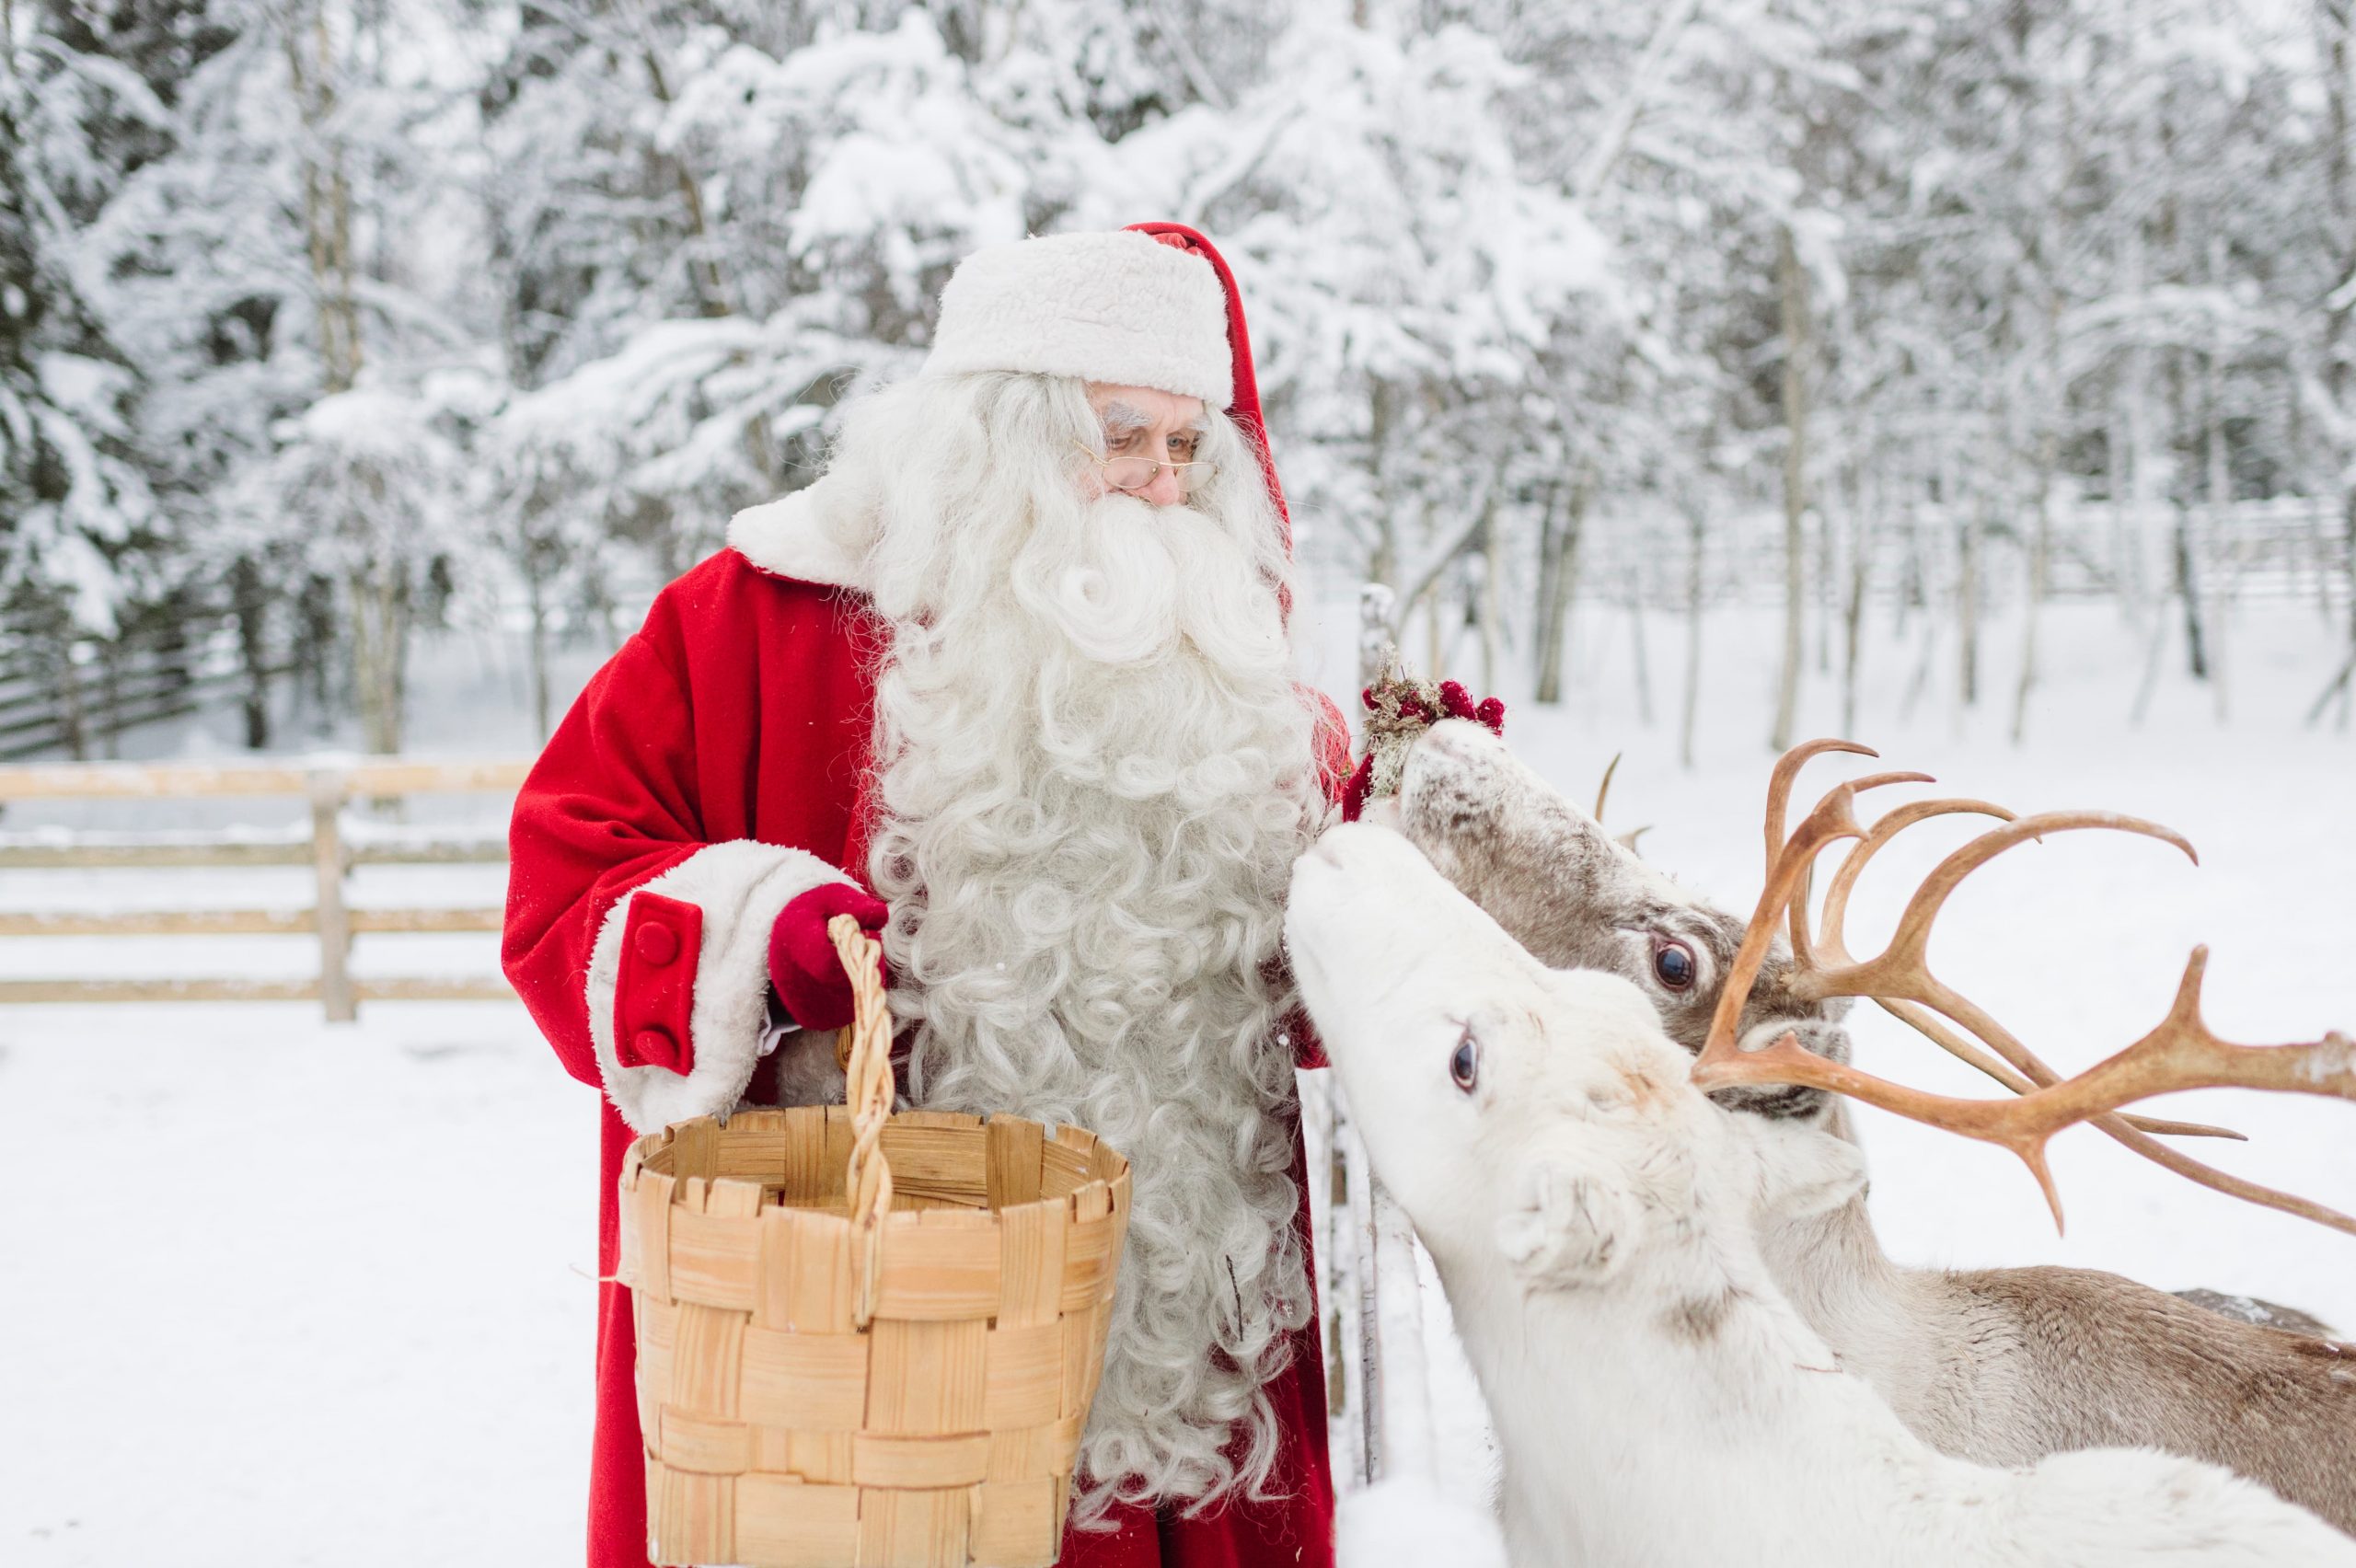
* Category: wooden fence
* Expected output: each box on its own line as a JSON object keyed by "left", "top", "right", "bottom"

{"left": 0, "top": 757, "right": 528, "bottom": 1019}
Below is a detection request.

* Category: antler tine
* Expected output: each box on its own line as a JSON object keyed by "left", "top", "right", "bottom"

{"left": 1763, "top": 740, "right": 1880, "bottom": 873}
{"left": 1707, "top": 771, "right": 1928, "bottom": 1066}
{"left": 1695, "top": 949, "right": 2356, "bottom": 1237}
{"left": 1762, "top": 741, "right": 1884, "bottom": 973}
{"left": 1809, "top": 806, "right": 2256, "bottom": 1142}
{"left": 1594, "top": 753, "right": 1623, "bottom": 824}
{"left": 1867, "top": 995, "right": 2243, "bottom": 1140}
{"left": 1785, "top": 768, "right": 1935, "bottom": 968}
{"left": 1873, "top": 810, "right": 2199, "bottom": 994}
{"left": 1815, "top": 795, "right": 2054, "bottom": 1100}
{"left": 1801, "top": 812, "right": 2198, "bottom": 1064}
{"left": 2101, "top": 1084, "right": 2339, "bottom": 1225}
{"left": 1819, "top": 798, "right": 2016, "bottom": 963}
{"left": 1809, "top": 797, "right": 2238, "bottom": 1139}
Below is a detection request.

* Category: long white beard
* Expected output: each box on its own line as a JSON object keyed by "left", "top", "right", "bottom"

{"left": 849, "top": 373, "right": 1322, "bottom": 1520}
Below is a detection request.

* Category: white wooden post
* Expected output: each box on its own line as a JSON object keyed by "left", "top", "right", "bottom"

{"left": 310, "top": 768, "right": 355, "bottom": 1022}
{"left": 1336, "top": 578, "right": 1441, "bottom": 1486}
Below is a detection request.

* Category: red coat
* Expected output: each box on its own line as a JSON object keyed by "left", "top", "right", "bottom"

{"left": 504, "top": 541, "right": 1346, "bottom": 1568}
{"left": 502, "top": 223, "right": 1347, "bottom": 1568}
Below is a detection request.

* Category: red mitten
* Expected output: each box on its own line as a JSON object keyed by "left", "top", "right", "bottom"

{"left": 1437, "top": 679, "right": 1507, "bottom": 736}
{"left": 1339, "top": 753, "right": 1376, "bottom": 823}
{"left": 768, "top": 882, "right": 890, "bottom": 1032}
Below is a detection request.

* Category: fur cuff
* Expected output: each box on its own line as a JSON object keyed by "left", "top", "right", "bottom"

{"left": 585, "top": 841, "right": 857, "bottom": 1134}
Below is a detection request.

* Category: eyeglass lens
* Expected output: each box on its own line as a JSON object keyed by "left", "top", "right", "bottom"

{"left": 1104, "top": 458, "right": 1215, "bottom": 493}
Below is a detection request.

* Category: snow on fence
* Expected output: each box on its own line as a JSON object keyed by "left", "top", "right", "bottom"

{"left": 0, "top": 757, "right": 528, "bottom": 1018}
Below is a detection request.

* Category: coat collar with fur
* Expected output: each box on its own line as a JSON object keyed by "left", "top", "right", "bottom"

{"left": 725, "top": 470, "right": 876, "bottom": 594}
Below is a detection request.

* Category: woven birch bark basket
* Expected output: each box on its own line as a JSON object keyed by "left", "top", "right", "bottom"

{"left": 617, "top": 917, "right": 1133, "bottom": 1567}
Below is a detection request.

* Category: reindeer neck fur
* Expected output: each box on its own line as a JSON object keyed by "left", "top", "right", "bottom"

{"left": 1750, "top": 1103, "right": 2046, "bottom": 1460}
{"left": 1430, "top": 1202, "right": 1973, "bottom": 1567}
{"left": 1760, "top": 1123, "right": 2356, "bottom": 1516}
{"left": 1754, "top": 1184, "right": 2041, "bottom": 1454}
{"left": 1434, "top": 1154, "right": 2354, "bottom": 1568}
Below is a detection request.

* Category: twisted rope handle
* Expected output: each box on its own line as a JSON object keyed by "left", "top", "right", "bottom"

{"left": 828, "top": 913, "right": 895, "bottom": 1328}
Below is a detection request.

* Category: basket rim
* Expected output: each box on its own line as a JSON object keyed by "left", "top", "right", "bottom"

{"left": 618, "top": 1105, "right": 1132, "bottom": 1230}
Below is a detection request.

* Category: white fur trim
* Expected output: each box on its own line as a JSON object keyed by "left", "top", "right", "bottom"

{"left": 726, "top": 467, "right": 879, "bottom": 591}
{"left": 922, "top": 231, "right": 1232, "bottom": 406}
{"left": 585, "top": 841, "right": 856, "bottom": 1134}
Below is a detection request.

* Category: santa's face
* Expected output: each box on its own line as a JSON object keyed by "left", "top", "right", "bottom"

{"left": 1080, "top": 382, "right": 1208, "bottom": 507}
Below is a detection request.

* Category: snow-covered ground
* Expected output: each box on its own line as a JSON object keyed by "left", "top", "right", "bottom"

{"left": 1, "top": 1003, "right": 591, "bottom": 1564}
{"left": 3, "top": 591, "right": 2351, "bottom": 1562}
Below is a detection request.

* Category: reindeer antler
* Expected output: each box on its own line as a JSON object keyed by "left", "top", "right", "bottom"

{"left": 1693, "top": 742, "right": 2356, "bottom": 1238}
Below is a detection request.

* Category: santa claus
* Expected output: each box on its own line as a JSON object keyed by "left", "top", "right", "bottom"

{"left": 502, "top": 223, "right": 1349, "bottom": 1568}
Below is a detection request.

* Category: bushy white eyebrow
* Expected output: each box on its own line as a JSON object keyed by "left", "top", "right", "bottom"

{"left": 1096, "top": 401, "right": 1211, "bottom": 438}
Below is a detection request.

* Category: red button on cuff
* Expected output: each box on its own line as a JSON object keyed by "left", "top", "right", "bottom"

{"left": 613, "top": 890, "right": 703, "bottom": 1080}
{"left": 631, "top": 1026, "right": 680, "bottom": 1072}
{"left": 633, "top": 922, "right": 678, "bottom": 966}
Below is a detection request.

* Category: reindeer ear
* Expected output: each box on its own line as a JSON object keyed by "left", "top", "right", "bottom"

{"left": 1496, "top": 1152, "right": 1638, "bottom": 1287}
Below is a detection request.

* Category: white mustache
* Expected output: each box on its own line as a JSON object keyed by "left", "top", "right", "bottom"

{"left": 1034, "top": 496, "right": 1282, "bottom": 671}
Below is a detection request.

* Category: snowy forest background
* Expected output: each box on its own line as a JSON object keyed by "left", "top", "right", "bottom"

{"left": 7, "top": 0, "right": 2356, "bottom": 761}
{"left": 10, "top": 6, "right": 2356, "bottom": 1558}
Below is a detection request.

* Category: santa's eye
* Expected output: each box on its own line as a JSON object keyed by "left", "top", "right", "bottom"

{"left": 1652, "top": 937, "right": 1697, "bottom": 992}
{"left": 1449, "top": 1030, "right": 1481, "bottom": 1093}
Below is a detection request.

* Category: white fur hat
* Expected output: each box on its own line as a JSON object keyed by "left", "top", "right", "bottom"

{"left": 922, "top": 230, "right": 1234, "bottom": 407}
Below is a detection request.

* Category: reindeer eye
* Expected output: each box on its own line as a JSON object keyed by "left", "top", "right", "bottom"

{"left": 1449, "top": 1031, "right": 1481, "bottom": 1093}
{"left": 1652, "top": 938, "right": 1697, "bottom": 992}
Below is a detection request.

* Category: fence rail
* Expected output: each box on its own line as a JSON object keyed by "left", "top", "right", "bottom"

{"left": 0, "top": 756, "right": 529, "bottom": 1019}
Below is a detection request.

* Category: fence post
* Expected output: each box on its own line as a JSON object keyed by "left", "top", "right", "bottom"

{"left": 309, "top": 768, "right": 355, "bottom": 1021}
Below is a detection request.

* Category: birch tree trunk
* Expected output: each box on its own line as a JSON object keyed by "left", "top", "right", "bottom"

{"left": 2316, "top": 1, "right": 2356, "bottom": 727}
{"left": 285, "top": 3, "right": 416, "bottom": 753}
{"left": 2013, "top": 281, "right": 2063, "bottom": 744}
{"left": 349, "top": 560, "right": 407, "bottom": 755}
{"left": 1479, "top": 515, "right": 1504, "bottom": 699}
{"left": 1680, "top": 503, "right": 1705, "bottom": 767}
{"left": 2204, "top": 323, "right": 2233, "bottom": 723}
{"left": 1533, "top": 475, "right": 1589, "bottom": 704}
{"left": 2012, "top": 432, "right": 2055, "bottom": 744}
{"left": 2120, "top": 215, "right": 2160, "bottom": 623}
{"left": 283, "top": 3, "right": 360, "bottom": 396}
{"left": 1627, "top": 567, "right": 1653, "bottom": 726}
{"left": 1842, "top": 484, "right": 1871, "bottom": 738}
{"left": 2175, "top": 508, "right": 2211, "bottom": 683}
{"left": 2168, "top": 356, "right": 2212, "bottom": 685}
{"left": 232, "top": 556, "right": 271, "bottom": 750}
{"left": 526, "top": 564, "right": 553, "bottom": 741}
{"left": 1772, "top": 225, "right": 1810, "bottom": 751}
{"left": 1958, "top": 503, "right": 1981, "bottom": 709}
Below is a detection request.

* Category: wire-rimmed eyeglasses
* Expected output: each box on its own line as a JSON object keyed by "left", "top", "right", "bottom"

{"left": 1072, "top": 442, "right": 1218, "bottom": 495}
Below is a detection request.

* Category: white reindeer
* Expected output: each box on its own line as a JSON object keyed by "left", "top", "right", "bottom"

{"left": 1288, "top": 821, "right": 2356, "bottom": 1568}
{"left": 1382, "top": 718, "right": 2356, "bottom": 1533}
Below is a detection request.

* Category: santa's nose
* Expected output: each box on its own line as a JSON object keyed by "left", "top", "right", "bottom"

{"left": 1137, "top": 467, "right": 1186, "bottom": 507}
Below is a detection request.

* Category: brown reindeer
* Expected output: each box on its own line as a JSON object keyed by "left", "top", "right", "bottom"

{"left": 1384, "top": 719, "right": 2356, "bottom": 1535}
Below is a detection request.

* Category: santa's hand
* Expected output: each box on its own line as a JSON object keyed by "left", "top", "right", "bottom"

{"left": 767, "top": 883, "right": 890, "bottom": 1032}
